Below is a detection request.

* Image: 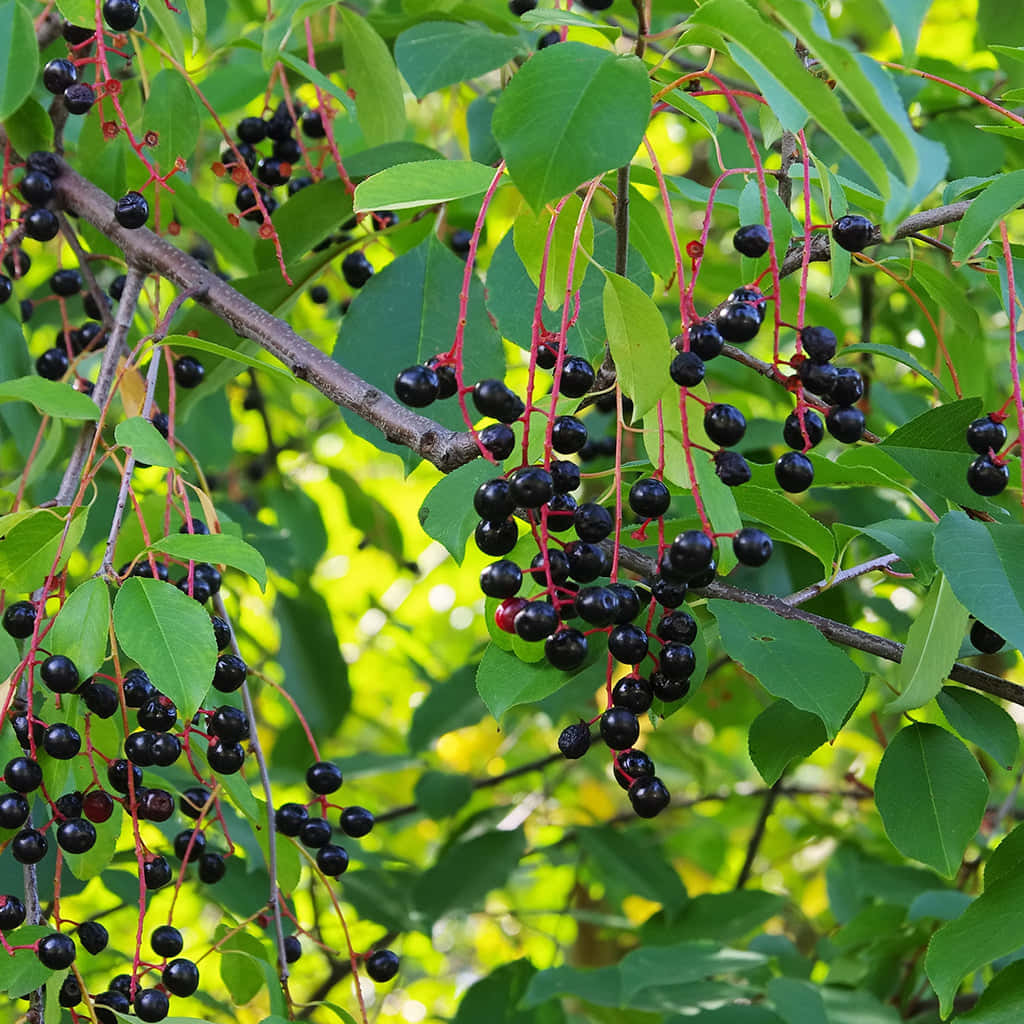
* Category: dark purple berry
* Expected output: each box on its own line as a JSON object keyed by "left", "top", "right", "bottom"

{"left": 733, "top": 224, "right": 770, "bottom": 257}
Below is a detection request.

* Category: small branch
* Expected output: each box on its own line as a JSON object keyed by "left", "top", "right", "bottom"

{"left": 734, "top": 778, "right": 783, "bottom": 889}
{"left": 783, "top": 553, "right": 901, "bottom": 606}
{"left": 778, "top": 132, "right": 796, "bottom": 207}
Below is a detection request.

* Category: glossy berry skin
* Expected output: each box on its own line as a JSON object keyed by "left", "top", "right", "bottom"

{"left": 174, "top": 828, "right": 207, "bottom": 861}
{"left": 479, "top": 559, "right": 522, "bottom": 599}
{"left": 76, "top": 919, "right": 109, "bottom": 955}
{"left": 50, "top": 268, "right": 83, "bottom": 296}
{"left": 715, "top": 450, "right": 752, "bottom": 487}
{"left": 107, "top": 758, "right": 142, "bottom": 795}
{"left": 473, "top": 379, "right": 525, "bottom": 423}
{"left": 43, "top": 723, "right": 81, "bottom": 759}
{"left": 37, "top": 932, "right": 76, "bottom": 969}
{"left": 207, "top": 738, "right": 245, "bottom": 774}
{"left": 600, "top": 707, "right": 640, "bottom": 750}
{"left": 660, "top": 643, "right": 696, "bottom": 680}
{"left": 138, "top": 697, "right": 177, "bottom": 732}
{"left": 551, "top": 416, "right": 588, "bottom": 454}
{"left": 307, "top": 760, "right": 343, "bottom": 794}
{"left": 826, "top": 406, "right": 865, "bottom": 444}
{"left": 688, "top": 321, "right": 724, "bottom": 360}
{"left": 612, "top": 675, "right": 654, "bottom": 714}
{"left": 545, "top": 629, "right": 588, "bottom": 670}
{"left": 198, "top": 851, "right": 226, "bottom": 883}
{"left": 560, "top": 355, "right": 595, "bottom": 397}
{"left": 20, "top": 171, "right": 55, "bottom": 205}
{"left": 174, "top": 355, "right": 205, "bottom": 388}
{"left": 480, "top": 423, "right": 515, "bottom": 460}
{"left": 475, "top": 518, "right": 518, "bottom": 557}
{"left": 163, "top": 958, "right": 200, "bottom": 997}
{"left": 966, "top": 416, "right": 1007, "bottom": 455}
{"left": 394, "top": 365, "right": 439, "bottom": 407}
{"left": 545, "top": 493, "right": 577, "bottom": 532}
{"left": 651, "top": 670, "right": 691, "bottom": 702}
{"left": 57, "top": 818, "right": 97, "bottom": 854}
{"left": 716, "top": 302, "right": 761, "bottom": 343}
{"left": 670, "top": 350, "right": 706, "bottom": 388}
{"left": 575, "top": 587, "right": 620, "bottom": 627}
{"left": 657, "top": 609, "right": 697, "bottom": 645}
{"left": 494, "top": 597, "right": 527, "bottom": 633}
{"left": 5, "top": 756, "right": 43, "bottom": 794}
{"left": 316, "top": 843, "right": 350, "bottom": 876}
{"left": 365, "top": 948, "right": 400, "bottom": 983}
{"left": 733, "top": 527, "right": 773, "bottom": 567}
{"left": 13, "top": 828, "right": 48, "bottom": 864}
{"left": 629, "top": 776, "right": 670, "bottom": 818}
{"left": 670, "top": 530, "right": 714, "bottom": 575}
{"left": 514, "top": 601, "right": 559, "bottom": 642}
{"left": 151, "top": 924, "right": 183, "bottom": 957}
{"left": 298, "top": 817, "right": 331, "bottom": 849}
{"left": 339, "top": 805, "right": 375, "bottom": 838}
{"left": 564, "top": 540, "right": 609, "bottom": 583}
{"left": 103, "top": 0, "right": 141, "bottom": 30}
{"left": 475, "top": 479, "right": 515, "bottom": 520}
{"left": 428, "top": 360, "right": 457, "bottom": 399}
{"left": 614, "top": 748, "right": 655, "bottom": 790}
{"left": 703, "top": 404, "right": 746, "bottom": 447}
{"left": 608, "top": 624, "right": 649, "bottom": 664}
{"left": 0, "top": 894, "right": 26, "bottom": 930}
{"left": 783, "top": 410, "right": 824, "bottom": 450}
{"left": 342, "top": 251, "right": 374, "bottom": 288}
{"left": 283, "top": 935, "right": 303, "bottom": 963}
{"left": 967, "top": 454, "right": 1009, "bottom": 496}
{"left": 209, "top": 705, "right": 249, "bottom": 743}
{"left": 831, "top": 214, "right": 874, "bottom": 253}
{"left": 797, "top": 358, "right": 838, "bottom": 397}
{"left": 608, "top": 584, "right": 641, "bottom": 624}
{"left": 43, "top": 58, "right": 78, "bottom": 94}
{"left": 36, "top": 346, "right": 69, "bottom": 380}
{"left": 213, "top": 654, "right": 247, "bottom": 692}
{"left": 125, "top": 730, "right": 156, "bottom": 766}
{"left": 82, "top": 790, "right": 115, "bottom": 823}
{"left": 144, "top": 856, "right": 173, "bottom": 890}
{"left": 0, "top": 274, "right": 11, "bottom": 304}
{"left": 3, "top": 600, "right": 36, "bottom": 639}
{"left": 573, "top": 501, "right": 614, "bottom": 542}
{"left": 114, "top": 190, "right": 149, "bottom": 229}
{"left": 733, "top": 224, "right": 770, "bottom": 257}
{"left": 971, "top": 620, "right": 1005, "bottom": 654}
{"left": 59, "top": 974, "right": 82, "bottom": 1007}
{"left": 211, "top": 615, "right": 232, "bottom": 651}
{"left": 134, "top": 988, "right": 170, "bottom": 1022}
{"left": 82, "top": 681, "right": 119, "bottom": 717}
{"left": 801, "top": 326, "right": 837, "bottom": 363}
{"left": 0, "top": 792, "right": 30, "bottom": 830}
{"left": 775, "top": 451, "right": 815, "bottom": 493}
{"left": 628, "top": 478, "right": 670, "bottom": 518}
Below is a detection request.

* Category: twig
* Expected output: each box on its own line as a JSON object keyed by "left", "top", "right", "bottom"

{"left": 783, "top": 552, "right": 901, "bottom": 605}
{"left": 734, "top": 778, "right": 783, "bottom": 889}
{"left": 778, "top": 132, "right": 796, "bottom": 207}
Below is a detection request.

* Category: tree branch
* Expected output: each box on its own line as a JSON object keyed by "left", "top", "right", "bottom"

{"left": 49, "top": 160, "right": 480, "bottom": 473}
{"left": 734, "top": 778, "right": 783, "bottom": 890}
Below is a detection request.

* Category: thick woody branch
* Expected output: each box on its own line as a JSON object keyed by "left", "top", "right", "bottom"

{"left": 50, "top": 161, "right": 480, "bottom": 473}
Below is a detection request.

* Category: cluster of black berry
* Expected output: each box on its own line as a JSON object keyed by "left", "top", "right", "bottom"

{"left": 965, "top": 412, "right": 1009, "bottom": 496}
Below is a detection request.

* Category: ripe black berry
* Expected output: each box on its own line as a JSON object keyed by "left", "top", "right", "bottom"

{"left": 198, "top": 850, "right": 227, "bottom": 883}
{"left": 107, "top": 757, "right": 142, "bottom": 794}
{"left": 0, "top": 274, "right": 11, "bottom": 304}
{"left": 307, "top": 761, "right": 343, "bottom": 794}
{"left": 831, "top": 214, "right": 874, "bottom": 253}
{"left": 801, "top": 326, "right": 837, "bottom": 363}
{"left": 342, "top": 251, "right": 374, "bottom": 288}
{"left": 283, "top": 935, "right": 303, "bottom": 963}
{"left": 213, "top": 653, "right": 247, "bottom": 692}
{"left": 775, "top": 451, "right": 815, "bottom": 493}
{"left": 35, "top": 346, "right": 69, "bottom": 381}
{"left": 966, "top": 415, "right": 1007, "bottom": 455}
{"left": 207, "top": 738, "right": 245, "bottom": 774}
{"left": 209, "top": 705, "right": 250, "bottom": 743}
{"left": 704, "top": 404, "right": 746, "bottom": 447}
{"left": 967, "top": 453, "right": 1009, "bottom": 496}
{"left": 4, "top": 756, "right": 42, "bottom": 793}
{"left": 339, "top": 805, "right": 375, "bottom": 838}
{"left": 394, "top": 365, "right": 440, "bottom": 407}
{"left": 475, "top": 518, "right": 518, "bottom": 556}
{"left": 59, "top": 974, "right": 82, "bottom": 1007}
{"left": 733, "top": 224, "right": 770, "bottom": 257}
{"left": 43, "top": 723, "right": 81, "bottom": 759}
{"left": 0, "top": 894, "right": 26, "bottom": 930}
{"left": 365, "top": 949, "right": 400, "bottom": 983}
{"left": 140, "top": 788, "right": 175, "bottom": 822}
{"left": 716, "top": 302, "right": 761, "bottom": 343}
{"left": 13, "top": 827, "right": 48, "bottom": 864}
{"left": 551, "top": 416, "right": 588, "bottom": 454}
{"left": 628, "top": 776, "right": 670, "bottom": 818}
{"left": 661, "top": 643, "right": 696, "bottom": 680}
{"left": 4, "top": 248, "right": 30, "bottom": 278}
{"left": 114, "top": 190, "right": 150, "bottom": 229}
{"left": 473, "top": 379, "right": 525, "bottom": 423}
{"left": 971, "top": 620, "right": 1005, "bottom": 653}
{"left": 3, "top": 600, "right": 35, "bottom": 639}
{"left": 57, "top": 818, "right": 97, "bottom": 854}
{"left": 125, "top": 730, "right": 156, "bottom": 766}
{"left": 134, "top": 988, "right": 170, "bottom": 1022}
{"left": 575, "top": 587, "right": 620, "bottom": 627}
{"left": 612, "top": 675, "right": 654, "bottom": 713}
{"left": 0, "top": 792, "right": 30, "bottom": 830}
{"left": 480, "top": 423, "right": 516, "bottom": 460}
{"left": 163, "top": 958, "right": 200, "bottom": 997}
{"left": 144, "top": 856, "right": 173, "bottom": 889}
{"left": 828, "top": 367, "right": 865, "bottom": 407}
{"left": 24, "top": 207, "right": 59, "bottom": 243}
{"left": 628, "top": 478, "right": 670, "bottom": 518}
{"left": 614, "top": 748, "right": 655, "bottom": 789}
{"left": 564, "top": 540, "right": 609, "bottom": 582}
{"left": 537, "top": 29, "right": 561, "bottom": 47}
{"left": 316, "top": 843, "right": 350, "bottom": 876}
{"left": 573, "top": 501, "right": 614, "bottom": 542}
{"left": 210, "top": 615, "right": 232, "bottom": 650}
{"left": 657, "top": 609, "right": 697, "bottom": 644}
{"left": 514, "top": 600, "right": 559, "bottom": 642}
{"left": 81, "top": 681, "right": 119, "bottom": 717}
{"left": 77, "top": 919, "right": 109, "bottom": 955}
{"left": 299, "top": 817, "right": 333, "bottom": 848}
{"left": 670, "top": 530, "right": 714, "bottom": 575}
{"left": 475, "top": 479, "right": 515, "bottom": 519}
{"left": 714, "top": 450, "right": 751, "bottom": 486}
{"left": 479, "top": 559, "right": 523, "bottom": 599}
{"left": 103, "top": 0, "right": 141, "bottom": 31}
{"left": 20, "top": 170, "right": 55, "bottom": 204}
{"left": 797, "top": 358, "right": 838, "bottom": 396}
{"left": 600, "top": 707, "right": 640, "bottom": 749}
{"left": 545, "top": 629, "right": 588, "bottom": 670}
{"left": 557, "top": 722, "right": 591, "bottom": 759}
{"left": 782, "top": 409, "right": 824, "bottom": 449}
{"left": 50, "top": 268, "right": 83, "bottom": 296}
{"left": 256, "top": 157, "right": 290, "bottom": 188}
{"left": 174, "top": 355, "right": 205, "bottom": 388}
{"left": 151, "top": 925, "right": 183, "bottom": 957}
{"left": 607, "top": 624, "right": 649, "bottom": 664}
{"left": 545, "top": 493, "right": 578, "bottom": 531}
{"left": 45, "top": 58, "right": 79, "bottom": 94}
{"left": 138, "top": 696, "right": 177, "bottom": 732}
{"left": 670, "top": 350, "right": 706, "bottom": 388}
{"left": 64, "top": 82, "right": 96, "bottom": 114}
{"left": 560, "top": 356, "right": 596, "bottom": 397}
{"left": 37, "top": 932, "right": 76, "bottom": 969}
{"left": 826, "top": 405, "right": 865, "bottom": 444}
{"left": 608, "top": 583, "right": 641, "bottom": 623}
{"left": 733, "top": 527, "right": 773, "bottom": 566}
{"left": 174, "top": 828, "right": 207, "bottom": 861}
{"left": 237, "top": 116, "right": 267, "bottom": 143}
{"left": 688, "top": 321, "right": 724, "bottom": 360}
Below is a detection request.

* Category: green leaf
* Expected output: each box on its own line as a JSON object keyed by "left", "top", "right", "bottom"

{"left": 985, "top": 822, "right": 1024, "bottom": 892}
{"left": 748, "top": 700, "right": 827, "bottom": 785}
{"left": 934, "top": 510, "right": 1024, "bottom": 653}
{"left": 395, "top": 21, "right": 527, "bottom": 99}
{"left": 115, "top": 417, "right": 177, "bottom": 469}
{"left": 578, "top": 826, "right": 688, "bottom": 914}
{"left": 688, "top": 0, "right": 890, "bottom": 192}
{"left": 0, "top": 376, "right": 100, "bottom": 419}
{"left": 408, "top": 664, "right": 485, "bottom": 752}
{"left": 733, "top": 484, "right": 835, "bottom": 574}
{"left": 419, "top": 460, "right": 499, "bottom": 563}
{"left": 860, "top": 518, "right": 936, "bottom": 581}
{"left": 0, "top": 925, "right": 53, "bottom": 998}
{"left": 344, "top": 142, "right": 445, "bottom": 179}
{"left": 603, "top": 272, "right": 671, "bottom": 421}
{"left": 159, "top": 334, "right": 294, "bottom": 381}
{"left": 253, "top": 805, "right": 302, "bottom": 895}
{"left": 63, "top": 799, "right": 123, "bottom": 880}
{"left": 879, "top": 0, "right": 933, "bottom": 58}
{"left": 521, "top": 964, "right": 623, "bottom": 1009}
{"left": 414, "top": 770, "right": 474, "bottom": 818}
{"left": 167, "top": 180, "right": 257, "bottom": 275}
{"left": 452, "top": 960, "right": 550, "bottom": 1024}
{"left": 254, "top": 179, "right": 353, "bottom": 269}
{"left": 957, "top": 961, "right": 1024, "bottom": 1024}
{"left": 142, "top": 69, "right": 201, "bottom": 171}
{"left": 767, "top": 977, "right": 828, "bottom": 1024}
{"left": 112, "top": 578, "right": 218, "bottom": 722}
{"left": 937, "top": 686, "right": 1019, "bottom": 769}
{"left": 841, "top": 342, "right": 949, "bottom": 397}
{"left": 618, "top": 942, "right": 766, "bottom": 1001}
{"left": 148, "top": 532, "right": 267, "bottom": 590}
{"left": 354, "top": 160, "right": 499, "bottom": 213}
{"left": 219, "top": 929, "right": 272, "bottom": 1005}
{"left": 513, "top": 194, "right": 594, "bottom": 311}
{"left": 875, "top": 723, "right": 988, "bottom": 877}
{"left": 952, "top": 169, "right": 1024, "bottom": 265}
{"left": 491, "top": 42, "right": 651, "bottom": 212}
{"left": 47, "top": 578, "right": 111, "bottom": 680}
{"left": 708, "top": 600, "right": 864, "bottom": 739}
{"left": 0, "top": 506, "right": 89, "bottom": 594}
{"left": 886, "top": 574, "right": 969, "bottom": 713}
{"left": 642, "top": 890, "right": 785, "bottom": 945}
{"left": 476, "top": 641, "right": 603, "bottom": 721}
{"left": 338, "top": 10, "right": 406, "bottom": 146}
{"left": 413, "top": 827, "right": 526, "bottom": 922}
{"left": 0, "top": 0, "right": 38, "bottom": 119}
{"left": 624, "top": 186, "right": 674, "bottom": 279}
{"left": 926, "top": 868, "right": 1024, "bottom": 1016}
{"left": 693, "top": 455, "right": 742, "bottom": 575}
{"left": 3, "top": 97, "right": 54, "bottom": 157}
